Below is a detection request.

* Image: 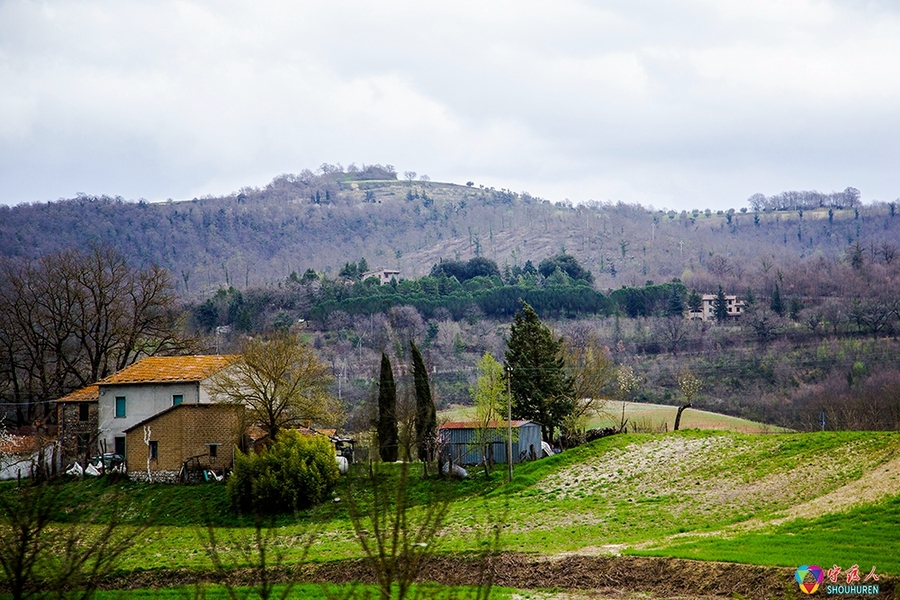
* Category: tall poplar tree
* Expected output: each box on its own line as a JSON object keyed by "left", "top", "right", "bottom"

{"left": 410, "top": 342, "right": 437, "bottom": 466}
{"left": 377, "top": 353, "right": 399, "bottom": 462}
{"left": 504, "top": 301, "right": 574, "bottom": 443}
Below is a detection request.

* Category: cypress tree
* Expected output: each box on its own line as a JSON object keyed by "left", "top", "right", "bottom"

{"left": 410, "top": 341, "right": 437, "bottom": 465}
{"left": 377, "top": 353, "right": 399, "bottom": 462}
{"left": 770, "top": 283, "right": 784, "bottom": 316}
{"left": 713, "top": 286, "right": 728, "bottom": 323}
{"left": 666, "top": 285, "right": 685, "bottom": 317}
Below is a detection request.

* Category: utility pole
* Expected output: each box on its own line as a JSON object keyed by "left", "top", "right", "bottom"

{"left": 507, "top": 366, "right": 513, "bottom": 483}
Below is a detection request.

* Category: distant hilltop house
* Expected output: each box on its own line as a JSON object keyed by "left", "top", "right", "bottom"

{"left": 361, "top": 267, "right": 400, "bottom": 285}
{"left": 687, "top": 294, "right": 746, "bottom": 321}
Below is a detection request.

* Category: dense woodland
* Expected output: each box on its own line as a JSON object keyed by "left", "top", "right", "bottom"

{"left": 2, "top": 166, "right": 900, "bottom": 435}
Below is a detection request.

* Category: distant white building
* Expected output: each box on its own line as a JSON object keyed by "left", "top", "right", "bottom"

{"left": 687, "top": 294, "right": 745, "bottom": 321}
{"left": 361, "top": 268, "right": 400, "bottom": 285}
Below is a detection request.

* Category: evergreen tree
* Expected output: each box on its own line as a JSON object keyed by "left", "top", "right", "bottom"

{"left": 743, "top": 288, "right": 756, "bottom": 306}
{"left": 504, "top": 302, "right": 574, "bottom": 443}
{"left": 410, "top": 342, "right": 437, "bottom": 466}
{"left": 713, "top": 286, "right": 728, "bottom": 323}
{"left": 770, "top": 283, "right": 784, "bottom": 316}
{"left": 377, "top": 353, "right": 399, "bottom": 462}
{"left": 666, "top": 286, "right": 685, "bottom": 317}
{"left": 687, "top": 290, "right": 703, "bottom": 313}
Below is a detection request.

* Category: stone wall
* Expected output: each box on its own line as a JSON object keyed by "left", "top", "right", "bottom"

{"left": 57, "top": 401, "right": 99, "bottom": 465}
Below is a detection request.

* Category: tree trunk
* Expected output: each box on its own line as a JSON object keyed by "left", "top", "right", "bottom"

{"left": 674, "top": 404, "right": 691, "bottom": 431}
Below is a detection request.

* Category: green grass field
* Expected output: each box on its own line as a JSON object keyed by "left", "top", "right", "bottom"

{"left": 4, "top": 428, "right": 899, "bottom": 596}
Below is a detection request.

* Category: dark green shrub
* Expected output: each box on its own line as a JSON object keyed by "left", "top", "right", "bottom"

{"left": 228, "top": 431, "right": 340, "bottom": 514}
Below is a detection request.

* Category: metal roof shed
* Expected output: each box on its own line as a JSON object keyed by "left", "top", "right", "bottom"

{"left": 438, "top": 420, "right": 543, "bottom": 466}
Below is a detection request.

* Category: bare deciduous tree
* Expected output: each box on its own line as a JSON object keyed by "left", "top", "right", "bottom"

{"left": 208, "top": 332, "right": 341, "bottom": 441}
{"left": 674, "top": 370, "right": 702, "bottom": 431}
{"left": 342, "top": 462, "right": 499, "bottom": 600}
{"left": 560, "top": 333, "right": 616, "bottom": 446}
{"left": 0, "top": 246, "right": 190, "bottom": 425}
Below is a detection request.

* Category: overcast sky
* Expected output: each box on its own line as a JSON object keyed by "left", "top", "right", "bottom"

{"left": 2, "top": 0, "right": 900, "bottom": 211}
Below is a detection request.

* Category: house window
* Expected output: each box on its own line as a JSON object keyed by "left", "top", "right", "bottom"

{"left": 79, "top": 403, "right": 89, "bottom": 421}
{"left": 114, "top": 436, "right": 126, "bottom": 457}
{"left": 208, "top": 444, "right": 219, "bottom": 460}
{"left": 172, "top": 394, "right": 183, "bottom": 406}
{"left": 115, "top": 397, "right": 126, "bottom": 418}
{"left": 149, "top": 441, "right": 158, "bottom": 461}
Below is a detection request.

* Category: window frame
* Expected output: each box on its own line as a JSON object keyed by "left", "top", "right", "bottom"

{"left": 114, "top": 396, "right": 126, "bottom": 418}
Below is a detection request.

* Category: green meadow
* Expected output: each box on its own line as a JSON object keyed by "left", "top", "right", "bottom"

{"left": 4, "top": 428, "right": 899, "bottom": 595}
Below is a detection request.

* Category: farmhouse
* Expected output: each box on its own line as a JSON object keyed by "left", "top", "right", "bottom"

{"left": 361, "top": 267, "right": 400, "bottom": 285}
{"left": 96, "top": 355, "right": 240, "bottom": 460}
{"left": 439, "top": 420, "right": 543, "bottom": 466}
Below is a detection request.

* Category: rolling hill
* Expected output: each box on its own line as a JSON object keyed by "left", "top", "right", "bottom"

{"left": 2, "top": 170, "right": 897, "bottom": 300}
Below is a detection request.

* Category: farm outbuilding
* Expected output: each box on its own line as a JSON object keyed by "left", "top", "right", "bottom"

{"left": 438, "top": 420, "right": 543, "bottom": 466}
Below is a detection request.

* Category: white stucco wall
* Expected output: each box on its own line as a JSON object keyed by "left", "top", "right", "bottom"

{"left": 98, "top": 381, "right": 206, "bottom": 456}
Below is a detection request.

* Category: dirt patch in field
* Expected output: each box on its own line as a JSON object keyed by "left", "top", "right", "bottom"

{"left": 95, "top": 553, "right": 897, "bottom": 599}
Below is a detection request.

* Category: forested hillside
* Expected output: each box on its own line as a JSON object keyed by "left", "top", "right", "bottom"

{"left": 3, "top": 165, "right": 899, "bottom": 435}
{"left": 2, "top": 165, "right": 897, "bottom": 299}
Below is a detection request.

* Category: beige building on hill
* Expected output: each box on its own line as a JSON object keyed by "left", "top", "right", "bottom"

{"left": 361, "top": 267, "right": 400, "bottom": 285}
{"left": 687, "top": 294, "right": 746, "bottom": 321}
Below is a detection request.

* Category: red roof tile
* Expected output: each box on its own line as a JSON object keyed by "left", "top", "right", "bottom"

{"left": 99, "top": 355, "right": 239, "bottom": 385}
{"left": 55, "top": 385, "right": 100, "bottom": 403}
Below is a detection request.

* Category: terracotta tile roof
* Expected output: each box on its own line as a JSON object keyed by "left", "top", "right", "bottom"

{"left": 99, "top": 355, "right": 240, "bottom": 385}
{"left": 55, "top": 385, "right": 100, "bottom": 403}
{"left": 440, "top": 420, "right": 532, "bottom": 430}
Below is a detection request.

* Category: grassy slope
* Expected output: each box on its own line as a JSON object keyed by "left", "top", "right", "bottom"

{"left": 10, "top": 430, "right": 898, "bottom": 577}
{"left": 440, "top": 402, "right": 789, "bottom": 434}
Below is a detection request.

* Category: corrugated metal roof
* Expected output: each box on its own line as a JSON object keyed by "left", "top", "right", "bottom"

{"left": 55, "top": 384, "right": 100, "bottom": 403}
{"left": 440, "top": 420, "right": 532, "bottom": 430}
{"left": 99, "top": 355, "right": 239, "bottom": 385}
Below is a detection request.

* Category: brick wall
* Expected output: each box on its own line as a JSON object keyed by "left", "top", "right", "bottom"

{"left": 125, "top": 404, "right": 243, "bottom": 481}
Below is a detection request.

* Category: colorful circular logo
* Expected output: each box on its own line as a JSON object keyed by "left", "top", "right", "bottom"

{"left": 796, "top": 565, "right": 825, "bottom": 594}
